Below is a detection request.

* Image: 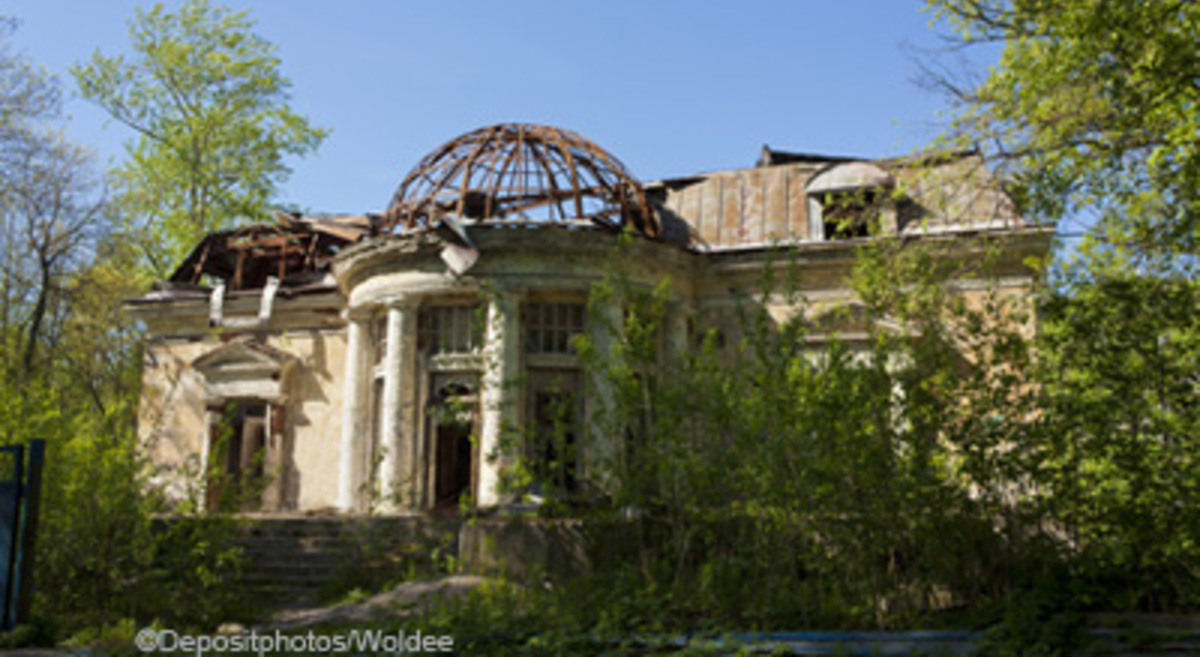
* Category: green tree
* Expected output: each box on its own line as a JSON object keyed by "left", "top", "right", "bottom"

{"left": 0, "top": 21, "right": 249, "bottom": 641}
{"left": 926, "top": 0, "right": 1200, "bottom": 262}
{"left": 73, "top": 0, "right": 328, "bottom": 275}
{"left": 923, "top": 1, "right": 1200, "bottom": 611}
{"left": 0, "top": 18, "right": 59, "bottom": 172}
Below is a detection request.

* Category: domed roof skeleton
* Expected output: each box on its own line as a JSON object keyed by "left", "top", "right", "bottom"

{"left": 378, "top": 123, "right": 659, "bottom": 237}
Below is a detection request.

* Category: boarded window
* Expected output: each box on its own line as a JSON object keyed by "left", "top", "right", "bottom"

{"left": 524, "top": 302, "right": 585, "bottom": 354}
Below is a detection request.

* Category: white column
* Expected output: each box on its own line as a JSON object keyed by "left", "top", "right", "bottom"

{"left": 378, "top": 299, "right": 414, "bottom": 511}
{"left": 477, "top": 289, "right": 520, "bottom": 507}
{"left": 337, "top": 313, "right": 369, "bottom": 512}
{"left": 399, "top": 304, "right": 421, "bottom": 507}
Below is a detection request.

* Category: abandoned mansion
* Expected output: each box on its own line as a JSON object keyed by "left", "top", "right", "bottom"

{"left": 127, "top": 123, "right": 1052, "bottom": 514}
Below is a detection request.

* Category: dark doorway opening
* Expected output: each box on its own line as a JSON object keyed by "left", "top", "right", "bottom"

{"left": 207, "top": 401, "right": 267, "bottom": 512}
{"left": 428, "top": 379, "right": 478, "bottom": 510}
{"left": 434, "top": 422, "right": 473, "bottom": 507}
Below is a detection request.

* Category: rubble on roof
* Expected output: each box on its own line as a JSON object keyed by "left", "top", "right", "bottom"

{"left": 168, "top": 212, "right": 370, "bottom": 292}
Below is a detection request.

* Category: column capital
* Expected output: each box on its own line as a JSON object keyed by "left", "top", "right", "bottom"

{"left": 343, "top": 304, "right": 379, "bottom": 323}
{"left": 382, "top": 294, "right": 419, "bottom": 311}
{"left": 480, "top": 280, "right": 526, "bottom": 300}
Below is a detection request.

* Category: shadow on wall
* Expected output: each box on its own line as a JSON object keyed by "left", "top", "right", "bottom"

{"left": 279, "top": 332, "right": 334, "bottom": 510}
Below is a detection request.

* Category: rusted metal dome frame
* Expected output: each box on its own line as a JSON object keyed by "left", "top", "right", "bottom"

{"left": 379, "top": 124, "right": 659, "bottom": 237}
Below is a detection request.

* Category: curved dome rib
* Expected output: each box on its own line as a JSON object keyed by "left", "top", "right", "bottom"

{"left": 379, "top": 123, "right": 658, "bottom": 237}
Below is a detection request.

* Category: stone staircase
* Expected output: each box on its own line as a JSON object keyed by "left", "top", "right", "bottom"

{"left": 235, "top": 517, "right": 459, "bottom": 610}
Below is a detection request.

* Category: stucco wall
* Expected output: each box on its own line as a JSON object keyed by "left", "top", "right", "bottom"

{"left": 138, "top": 326, "right": 348, "bottom": 512}
{"left": 140, "top": 339, "right": 213, "bottom": 502}
{"left": 268, "top": 329, "right": 346, "bottom": 511}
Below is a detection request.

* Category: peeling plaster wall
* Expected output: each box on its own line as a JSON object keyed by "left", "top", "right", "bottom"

{"left": 138, "top": 329, "right": 348, "bottom": 511}
{"left": 134, "top": 285, "right": 350, "bottom": 512}
{"left": 267, "top": 329, "right": 347, "bottom": 511}
{"left": 140, "top": 339, "right": 213, "bottom": 501}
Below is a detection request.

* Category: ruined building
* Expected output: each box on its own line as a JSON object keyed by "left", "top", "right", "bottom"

{"left": 128, "top": 123, "right": 1052, "bottom": 514}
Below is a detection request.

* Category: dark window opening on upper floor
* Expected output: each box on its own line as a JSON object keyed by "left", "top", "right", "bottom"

{"left": 820, "top": 189, "right": 879, "bottom": 240}
{"left": 524, "top": 302, "right": 585, "bottom": 355}
{"left": 419, "top": 304, "right": 482, "bottom": 355}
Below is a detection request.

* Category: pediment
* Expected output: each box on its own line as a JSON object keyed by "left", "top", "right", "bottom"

{"left": 193, "top": 339, "right": 293, "bottom": 376}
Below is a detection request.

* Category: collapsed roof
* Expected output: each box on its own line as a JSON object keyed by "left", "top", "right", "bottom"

{"left": 169, "top": 213, "right": 370, "bottom": 291}
{"left": 159, "top": 129, "right": 1024, "bottom": 295}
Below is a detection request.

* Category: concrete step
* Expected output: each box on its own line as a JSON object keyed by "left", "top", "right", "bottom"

{"left": 238, "top": 544, "right": 356, "bottom": 561}
{"left": 237, "top": 535, "right": 356, "bottom": 549}
{"left": 242, "top": 563, "right": 340, "bottom": 578}
{"left": 232, "top": 517, "right": 461, "bottom": 611}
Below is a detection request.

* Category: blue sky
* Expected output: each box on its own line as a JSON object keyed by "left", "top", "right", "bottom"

{"left": 5, "top": 1, "right": 987, "bottom": 216}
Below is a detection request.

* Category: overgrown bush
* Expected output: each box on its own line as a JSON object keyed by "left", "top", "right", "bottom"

{"left": 33, "top": 423, "right": 251, "bottom": 635}
{"left": 489, "top": 233, "right": 1200, "bottom": 636}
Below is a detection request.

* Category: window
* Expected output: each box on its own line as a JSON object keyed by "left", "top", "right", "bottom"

{"left": 524, "top": 302, "right": 585, "bottom": 354}
{"left": 805, "top": 161, "right": 895, "bottom": 241}
{"left": 527, "top": 377, "right": 581, "bottom": 496}
{"left": 419, "top": 304, "right": 481, "bottom": 355}
{"left": 428, "top": 376, "right": 479, "bottom": 507}
{"left": 370, "top": 317, "right": 388, "bottom": 487}
{"left": 819, "top": 189, "right": 878, "bottom": 240}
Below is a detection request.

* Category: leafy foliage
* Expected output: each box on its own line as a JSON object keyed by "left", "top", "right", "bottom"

{"left": 73, "top": 0, "right": 328, "bottom": 274}
{"left": 0, "top": 17, "right": 251, "bottom": 642}
{"left": 926, "top": 0, "right": 1200, "bottom": 262}
{"left": 481, "top": 230, "right": 1199, "bottom": 645}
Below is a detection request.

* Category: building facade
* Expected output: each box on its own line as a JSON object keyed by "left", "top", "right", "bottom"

{"left": 128, "top": 124, "right": 1052, "bottom": 514}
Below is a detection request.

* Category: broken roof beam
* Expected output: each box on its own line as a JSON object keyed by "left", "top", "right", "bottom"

{"left": 164, "top": 215, "right": 369, "bottom": 291}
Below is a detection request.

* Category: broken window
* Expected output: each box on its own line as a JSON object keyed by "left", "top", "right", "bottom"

{"left": 526, "top": 374, "right": 581, "bottom": 497}
{"left": 805, "top": 161, "right": 896, "bottom": 241}
{"left": 369, "top": 315, "right": 388, "bottom": 491}
{"left": 819, "top": 189, "right": 879, "bottom": 240}
{"left": 524, "top": 302, "right": 585, "bottom": 354}
{"left": 419, "top": 304, "right": 481, "bottom": 355}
